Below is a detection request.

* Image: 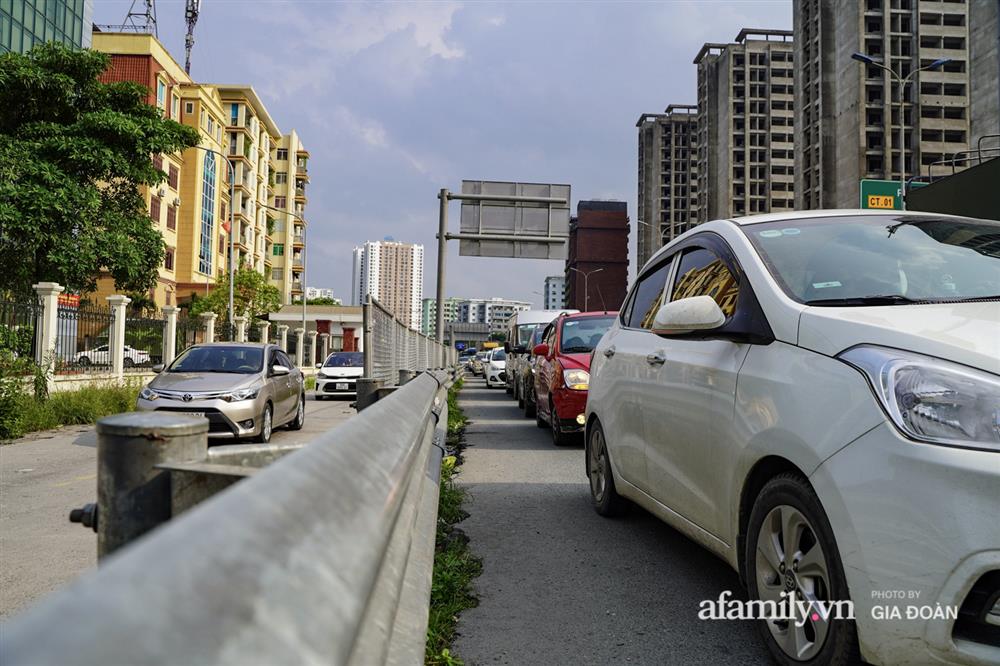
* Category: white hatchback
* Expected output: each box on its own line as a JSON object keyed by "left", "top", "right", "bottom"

{"left": 586, "top": 210, "right": 1000, "bottom": 666}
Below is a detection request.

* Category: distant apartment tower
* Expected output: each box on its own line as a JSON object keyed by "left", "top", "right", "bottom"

{"left": 456, "top": 298, "right": 531, "bottom": 333}
{"left": 543, "top": 275, "right": 565, "bottom": 310}
{"left": 694, "top": 29, "right": 796, "bottom": 222}
{"left": 794, "top": 0, "right": 1000, "bottom": 209}
{"left": 421, "top": 297, "right": 460, "bottom": 337}
{"left": 1, "top": 0, "right": 94, "bottom": 53}
{"left": 636, "top": 104, "right": 698, "bottom": 269}
{"left": 565, "top": 201, "right": 629, "bottom": 312}
{"left": 351, "top": 240, "right": 424, "bottom": 330}
{"left": 305, "top": 287, "right": 339, "bottom": 302}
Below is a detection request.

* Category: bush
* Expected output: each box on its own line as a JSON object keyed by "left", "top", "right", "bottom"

{"left": 0, "top": 377, "right": 141, "bottom": 442}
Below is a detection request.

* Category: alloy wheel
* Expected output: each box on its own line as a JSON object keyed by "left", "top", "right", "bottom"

{"left": 755, "top": 504, "right": 832, "bottom": 661}
{"left": 588, "top": 427, "right": 608, "bottom": 502}
{"left": 261, "top": 406, "right": 272, "bottom": 441}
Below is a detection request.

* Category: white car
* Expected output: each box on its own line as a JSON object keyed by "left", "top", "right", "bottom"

{"left": 314, "top": 351, "right": 364, "bottom": 398}
{"left": 75, "top": 344, "right": 150, "bottom": 367}
{"left": 586, "top": 210, "right": 1000, "bottom": 666}
{"left": 484, "top": 347, "right": 507, "bottom": 388}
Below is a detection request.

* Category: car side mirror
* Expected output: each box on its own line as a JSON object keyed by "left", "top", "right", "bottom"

{"left": 532, "top": 343, "right": 549, "bottom": 357}
{"left": 315, "top": 363, "right": 322, "bottom": 369}
{"left": 514, "top": 345, "right": 527, "bottom": 355}
{"left": 152, "top": 363, "right": 164, "bottom": 373}
{"left": 651, "top": 296, "right": 726, "bottom": 335}
{"left": 271, "top": 364, "right": 290, "bottom": 376}
{"left": 503, "top": 342, "right": 510, "bottom": 353}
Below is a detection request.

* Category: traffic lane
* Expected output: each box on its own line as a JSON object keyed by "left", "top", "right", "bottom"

{"left": 454, "top": 377, "right": 769, "bottom": 665}
{"left": 0, "top": 393, "right": 352, "bottom": 619}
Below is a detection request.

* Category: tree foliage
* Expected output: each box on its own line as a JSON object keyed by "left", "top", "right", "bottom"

{"left": 306, "top": 297, "right": 341, "bottom": 306}
{"left": 0, "top": 43, "right": 199, "bottom": 296}
{"left": 189, "top": 266, "right": 282, "bottom": 321}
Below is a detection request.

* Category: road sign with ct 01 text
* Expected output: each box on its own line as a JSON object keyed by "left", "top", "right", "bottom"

{"left": 860, "top": 179, "right": 929, "bottom": 210}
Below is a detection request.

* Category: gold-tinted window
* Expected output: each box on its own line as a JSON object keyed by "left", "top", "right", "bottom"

{"left": 626, "top": 260, "right": 673, "bottom": 329}
{"left": 671, "top": 248, "right": 739, "bottom": 318}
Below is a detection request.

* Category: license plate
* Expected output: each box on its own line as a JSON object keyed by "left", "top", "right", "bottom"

{"left": 336, "top": 383, "right": 348, "bottom": 390}
{"left": 183, "top": 412, "right": 205, "bottom": 418}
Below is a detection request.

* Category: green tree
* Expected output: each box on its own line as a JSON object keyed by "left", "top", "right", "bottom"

{"left": 306, "top": 297, "right": 341, "bottom": 306}
{"left": 190, "top": 266, "right": 281, "bottom": 321}
{"left": 0, "top": 43, "right": 199, "bottom": 296}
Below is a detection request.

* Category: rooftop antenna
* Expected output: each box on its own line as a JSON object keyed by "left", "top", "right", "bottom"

{"left": 96, "top": 0, "right": 157, "bottom": 36}
{"left": 184, "top": 0, "right": 201, "bottom": 75}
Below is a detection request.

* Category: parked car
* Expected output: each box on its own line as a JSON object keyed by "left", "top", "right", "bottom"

{"left": 504, "top": 309, "right": 578, "bottom": 398}
{"left": 471, "top": 351, "right": 490, "bottom": 376}
{"left": 136, "top": 343, "right": 305, "bottom": 444}
{"left": 519, "top": 324, "right": 550, "bottom": 419}
{"left": 484, "top": 347, "right": 507, "bottom": 388}
{"left": 315, "top": 351, "right": 364, "bottom": 399}
{"left": 585, "top": 210, "right": 1000, "bottom": 666}
{"left": 532, "top": 312, "right": 615, "bottom": 444}
{"left": 75, "top": 344, "right": 150, "bottom": 367}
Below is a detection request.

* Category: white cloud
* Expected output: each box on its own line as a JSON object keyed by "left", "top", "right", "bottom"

{"left": 486, "top": 15, "right": 506, "bottom": 27}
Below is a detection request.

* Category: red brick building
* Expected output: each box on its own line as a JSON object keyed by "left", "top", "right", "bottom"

{"left": 564, "top": 201, "right": 629, "bottom": 312}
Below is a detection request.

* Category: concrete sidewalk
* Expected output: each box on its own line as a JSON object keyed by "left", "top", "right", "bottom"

{"left": 453, "top": 377, "right": 769, "bottom": 665}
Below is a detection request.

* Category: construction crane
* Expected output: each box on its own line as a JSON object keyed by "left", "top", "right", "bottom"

{"left": 95, "top": 0, "right": 157, "bottom": 36}
{"left": 184, "top": 0, "right": 201, "bottom": 75}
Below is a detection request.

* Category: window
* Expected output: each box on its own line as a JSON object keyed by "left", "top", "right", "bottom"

{"left": 149, "top": 196, "right": 161, "bottom": 223}
{"left": 171, "top": 94, "right": 179, "bottom": 119}
{"left": 230, "top": 103, "right": 239, "bottom": 126}
{"left": 168, "top": 164, "right": 179, "bottom": 190}
{"left": 185, "top": 101, "right": 194, "bottom": 115}
{"left": 277, "top": 351, "right": 294, "bottom": 368}
{"left": 156, "top": 79, "right": 166, "bottom": 109}
{"left": 271, "top": 268, "right": 283, "bottom": 280}
{"left": 671, "top": 247, "right": 739, "bottom": 318}
{"left": 626, "top": 259, "right": 674, "bottom": 329}
{"left": 152, "top": 154, "right": 163, "bottom": 171}
{"left": 274, "top": 196, "right": 287, "bottom": 209}
{"left": 276, "top": 148, "right": 288, "bottom": 161}
{"left": 166, "top": 205, "right": 177, "bottom": 230}
{"left": 273, "top": 243, "right": 284, "bottom": 256}
{"left": 199, "top": 152, "right": 217, "bottom": 275}
{"left": 275, "top": 171, "right": 288, "bottom": 184}
{"left": 164, "top": 247, "right": 175, "bottom": 270}
{"left": 219, "top": 233, "right": 226, "bottom": 255}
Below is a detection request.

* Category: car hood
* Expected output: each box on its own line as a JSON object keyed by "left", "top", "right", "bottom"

{"left": 558, "top": 352, "right": 593, "bottom": 372}
{"left": 320, "top": 367, "right": 364, "bottom": 378}
{"left": 149, "top": 372, "right": 260, "bottom": 392}
{"left": 797, "top": 302, "right": 1000, "bottom": 374}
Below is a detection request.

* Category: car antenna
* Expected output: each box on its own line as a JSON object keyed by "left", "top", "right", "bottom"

{"left": 596, "top": 284, "right": 607, "bottom": 311}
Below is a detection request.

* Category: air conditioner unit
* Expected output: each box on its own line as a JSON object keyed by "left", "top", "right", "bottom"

{"left": 158, "top": 187, "right": 167, "bottom": 198}
{"left": 173, "top": 197, "right": 182, "bottom": 207}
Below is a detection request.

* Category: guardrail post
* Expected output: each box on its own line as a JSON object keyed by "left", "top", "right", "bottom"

{"left": 295, "top": 327, "right": 305, "bottom": 367}
{"left": 32, "top": 282, "right": 64, "bottom": 386}
{"left": 199, "top": 312, "right": 217, "bottom": 343}
{"left": 277, "top": 324, "right": 288, "bottom": 352}
{"left": 106, "top": 294, "right": 131, "bottom": 379}
{"left": 162, "top": 306, "right": 179, "bottom": 366}
{"left": 355, "top": 377, "right": 382, "bottom": 411}
{"left": 307, "top": 330, "right": 318, "bottom": 367}
{"left": 93, "top": 412, "right": 208, "bottom": 558}
{"left": 234, "top": 315, "right": 247, "bottom": 342}
{"left": 399, "top": 369, "right": 416, "bottom": 385}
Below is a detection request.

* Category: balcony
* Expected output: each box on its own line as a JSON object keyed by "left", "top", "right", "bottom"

{"left": 291, "top": 281, "right": 303, "bottom": 294}
{"left": 292, "top": 234, "right": 305, "bottom": 248}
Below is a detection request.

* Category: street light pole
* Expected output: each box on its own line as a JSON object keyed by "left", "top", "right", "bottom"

{"left": 193, "top": 145, "right": 236, "bottom": 328}
{"left": 568, "top": 267, "right": 603, "bottom": 311}
{"left": 851, "top": 53, "right": 951, "bottom": 210}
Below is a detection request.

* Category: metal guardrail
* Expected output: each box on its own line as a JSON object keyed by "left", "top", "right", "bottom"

{"left": 1, "top": 370, "right": 453, "bottom": 666}
{"left": 363, "top": 295, "right": 455, "bottom": 385}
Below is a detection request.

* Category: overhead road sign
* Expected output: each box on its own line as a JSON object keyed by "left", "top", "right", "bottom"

{"left": 860, "top": 179, "right": 928, "bottom": 210}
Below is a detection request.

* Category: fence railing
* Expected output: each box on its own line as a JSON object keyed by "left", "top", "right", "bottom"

{"left": 362, "top": 295, "right": 455, "bottom": 386}
{"left": 0, "top": 297, "right": 39, "bottom": 368}
{"left": 55, "top": 300, "right": 115, "bottom": 374}
{"left": 1, "top": 370, "right": 453, "bottom": 665}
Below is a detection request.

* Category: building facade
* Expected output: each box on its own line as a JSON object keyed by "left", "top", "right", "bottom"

{"left": 794, "top": 0, "right": 1000, "bottom": 209}
{"left": 456, "top": 298, "right": 531, "bottom": 333}
{"left": 421, "top": 297, "right": 460, "bottom": 337}
{"left": 636, "top": 104, "right": 699, "bottom": 269}
{"left": 694, "top": 29, "right": 796, "bottom": 222}
{"left": 1, "top": 0, "right": 93, "bottom": 54}
{"left": 269, "top": 130, "right": 309, "bottom": 303}
{"left": 351, "top": 240, "right": 424, "bottom": 330}
{"left": 565, "top": 201, "right": 629, "bottom": 312}
{"left": 543, "top": 275, "right": 565, "bottom": 310}
{"left": 305, "top": 287, "right": 339, "bottom": 302}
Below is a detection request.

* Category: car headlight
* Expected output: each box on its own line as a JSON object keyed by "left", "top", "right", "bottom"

{"left": 223, "top": 385, "right": 261, "bottom": 402}
{"left": 562, "top": 369, "right": 590, "bottom": 391}
{"left": 839, "top": 345, "right": 1000, "bottom": 450}
{"left": 139, "top": 387, "right": 159, "bottom": 401}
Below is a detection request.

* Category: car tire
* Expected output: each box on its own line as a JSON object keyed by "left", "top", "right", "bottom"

{"left": 550, "top": 399, "right": 571, "bottom": 446}
{"left": 288, "top": 393, "right": 305, "bottom": 430}
{"left": 505, "top": 384, "right": 513, "bottom": 395}
{"left": 123, "top": 358, "right": 134, "bottom": 368}
{"left": 255, "top": 403, "right": 273, "bottom": 443}
{"left": 746, "top": 473, "right": 860, "bottom": 666}
{"left": 586, "top": 420, "right": 627, "bottom": 517}
{"left": 524, "top": 385, "right": 537, "bottom": 419}
{"left": 77, "top": 356, "right": 90, "bottom": 366}
{"left": 516, "top": 381, "right": 525, "bottom": 409}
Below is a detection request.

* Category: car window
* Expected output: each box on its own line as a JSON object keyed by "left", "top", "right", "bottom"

{"left": 276, "top": 351, "right": 293, "bottom": 368}
{"left": 169, "top": 346, "right": 264, "bottom": 374}
{"left": 627, "top": 260, "right": 674, "bottom": 329}
{"left": 560, "top": 316, "right": 616, "bottom": 353}
{"left": 670, "top": 247, "right": 740, "bottom": 318}
{"left": 324, "top": 352, "right": 364, "bottom": 367}
{"left": 491, "top": 348, "right": 506, "bottom": 361}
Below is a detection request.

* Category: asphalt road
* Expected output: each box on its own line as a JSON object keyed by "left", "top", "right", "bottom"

{"left": 0, "top": 392, "right": 355, "bottom": 620}
{"left": 453, "top": 377, "right": 771, "bottom": 665}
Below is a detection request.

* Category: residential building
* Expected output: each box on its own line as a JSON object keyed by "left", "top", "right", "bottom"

{"left": 456, "top": 298, "right": 531, "bottom": 333}
{"left": 421, "top": 297, "right": 461, "bottom": 337}
{"left": 694, "top": 29, "right": 796, "bottom": 222}
{"left": 305, "top": 287, "right": 339, "bottom": 302}
{"left": 636, "top": 104, "right": 699, "bottom": 269}
{"left": 565, "top": 201, "right": 629, "bottom": 312}
{"left": 351, "top": 240, "right": 424, "bottom": 330}
{"left": 269, "top": 129, "right": 310, "bottom": 303}
{"left": 1, "top": 0, "right": 94, "bottom": 54}
{"left": 543, "top": 275, "right": 565, "bottom": 310}
{"left": 794, "top": 0, "right": 1000, "bottom": 209}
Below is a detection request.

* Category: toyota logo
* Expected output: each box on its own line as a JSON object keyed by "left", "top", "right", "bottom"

{"left": 182, "top": 394, "right": 193, "bottom": 402}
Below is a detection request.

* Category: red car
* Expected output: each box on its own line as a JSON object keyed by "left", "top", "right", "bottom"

{"left": 532, "top": 312, "right": 617, "bottom": 445}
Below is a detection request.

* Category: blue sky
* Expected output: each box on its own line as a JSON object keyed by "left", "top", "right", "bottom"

{"left": 94, "top": 0, "right": 791, "bottom": 307}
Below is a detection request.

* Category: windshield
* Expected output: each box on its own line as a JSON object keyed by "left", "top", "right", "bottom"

{"left": 560, "top": 316, "right": 615, "bottom": 353}
{"left": 491, "top": 348, "right": 506, "bottom": 361}
{"left": 515, "top": 323, "right": 538, "bottom": 346}
{"left": 746, "top": 215, "right": 1000, "bottom": 305}
{"left": 169, "top": 346, "right": 263, "bottom": 374}
{"left": 323, "top": 352, "right": 364, "bottom": 368}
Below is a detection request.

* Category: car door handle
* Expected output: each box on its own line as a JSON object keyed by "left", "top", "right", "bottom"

{"left": 646, "top": 352, "right": 666, "bottom": 365}
{"left": 603, "top": 346, "right": 616, "bottom": 358}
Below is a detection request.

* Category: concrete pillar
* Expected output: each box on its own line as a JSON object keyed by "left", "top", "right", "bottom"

{"left": 258, "top": 321, "right": 271, "bottom": 344}
{"left": 32, "top": 282, "right": 64, "bottom": 381}
{"left": 199, "top": 312, "right": 217, "bottom": 343}
{"left": 106, "top": 295, "right": 131, "bottom": 379}
{"left": 277, "top": 324, "right": 289, "bottom": 353}
{"left": 319, "top": 333, "right": 330, "bottom": 362}
{"left": 234, "top": 315, "right": 247, "bottom": 342}
{"left": 294, "top": 327, "right": 305, "bottom": 367}
{"left": 162, "top": 306, "right": 179, "bottom": 366}
{"left": 307, "top": 331, "right": 318, "bottom": 367}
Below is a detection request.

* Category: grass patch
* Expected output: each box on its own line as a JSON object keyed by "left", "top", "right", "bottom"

{"left": 426, "top": 378, "right": 481, "bottom": 666}
{"left": 0, "top": 381, "right": 142, "bottom": 442}
{"left": 304, "top": 375, "right": 316, "bottom": 391}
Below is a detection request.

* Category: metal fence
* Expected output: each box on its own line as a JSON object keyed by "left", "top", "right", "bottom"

{"left": 0, "top": 297, "right": 39, "bottom": 369}
{"left": 363, "top": 295, "right": 455, "bottom": 385}
{"left": 2, "top": 371, "right": 453, "bottom": 666}
{"left": 175, "top": 317, "right": 204, "bottom": 356}
{"left": 55, "top": 301, "right": 114, "bottom": 374}
{"left": 123, "top": 308, "right": 165, "bottom": 372}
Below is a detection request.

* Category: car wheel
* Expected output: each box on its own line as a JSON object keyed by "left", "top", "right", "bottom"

{"left": 516, "top": 381, "right": 525, "bottom": 409}
{"left": 288, "top": 393, "right": 305, "bottom": 430}
{"left": 77, "top": 356, "right": 90, "bottom": 366}
{"left": 255, "top": 403, "right": 273, "bottom": 443}
{"left": 586, "top": 420, "right": 626, "bottom": 516}
{"left": 550, "top": 399, "right": 571, "bottom": 445}
{"left": 535, "top": 396, "right": 547, "bottom": 428}
{"left": 524, "top": 385, "right": 537, "bottom": 419}
{"left": 505, "top": 383, "right": 513, "bottom": 395}
{"left": 746, "top": 473, "right": 859, "bottom": 666}
{"left": 123, "top": 358, "right": 134, "bottom": 368}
